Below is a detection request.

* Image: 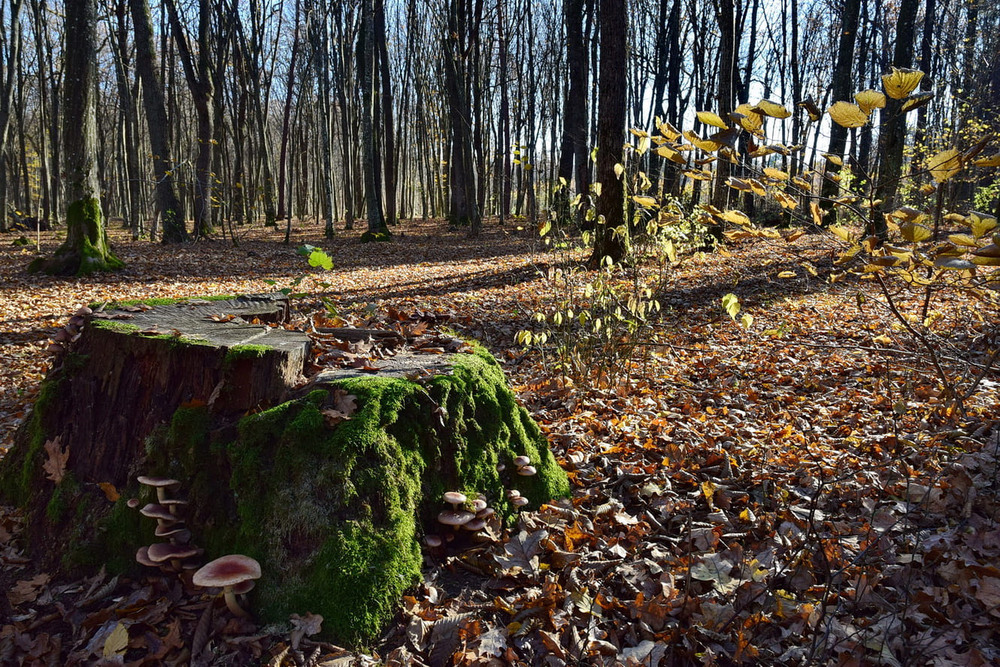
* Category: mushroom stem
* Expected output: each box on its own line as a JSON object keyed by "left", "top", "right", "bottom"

{"left": 223, "top": 586, "right": 249, "bottom": 618}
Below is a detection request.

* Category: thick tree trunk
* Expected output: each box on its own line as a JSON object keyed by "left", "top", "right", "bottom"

{"left": 820, "top": 0, "right": 862, "bottom": 216}
{"left": 360, "top": 0, "right": 387, "bottom": 241}
{"left": 443, "top": 0, "right": 481, "bottom": 232}
{"left": 30, "top": 0, "right": 122, "bottom": 275}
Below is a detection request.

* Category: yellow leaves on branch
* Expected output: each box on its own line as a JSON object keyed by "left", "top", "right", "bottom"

{"left": 828, "top": 101, "right": 869, "bottom": 128}
{"left": 854, "top": 89, "right": 886, "bottom": 113}
{"left": 754, "top": 99, "right": 791, "bottom": 118}
{"left": 882, "top": 67, "right": 924, "bottom": 99}
{"left": 927, "top": 149, "right": 962, "bottom": 183}
{"left": 696, "top": 111, "right": 728, "bottom": 129}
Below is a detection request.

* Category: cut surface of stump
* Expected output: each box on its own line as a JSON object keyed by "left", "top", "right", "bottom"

{"left": 0, "top": 294, "right": 569, "bottom": 645}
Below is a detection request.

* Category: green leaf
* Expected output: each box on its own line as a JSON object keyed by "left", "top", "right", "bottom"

{"left": 307, "top": 248, "right": 334, "bottom": 271}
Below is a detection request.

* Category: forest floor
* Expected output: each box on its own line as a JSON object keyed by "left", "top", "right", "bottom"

{"left": 1, "top": 218, "right": 998, "bottom": 666}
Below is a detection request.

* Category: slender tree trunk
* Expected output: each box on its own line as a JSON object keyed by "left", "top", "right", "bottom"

{"left": 0, "top": 0, "right": 22, "bottom": 233}
{"left": 360, "top": 0, "right": 386, "bottom": 239}
{"left": 278, "top": 0, "right": 301, "bottom": 222}
{"left": 130, "top": 0, "right": 187, "bottom": 242}
{"left": 820, "top": 0, "right": 862, "bottom": 215}
{"left": 587, "top": 0, "right": 627, "bottom": 268}
{"left": 873, "top": 0, "right": 919, "bottom": 238}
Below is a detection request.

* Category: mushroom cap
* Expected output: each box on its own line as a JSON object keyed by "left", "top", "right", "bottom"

{"left": 136, "top": 546, "right": 157, "bottom": 567}
{"left": 154, "top": 525, "right": 191, "bottom": 540}
{"left": 75, "top": 306, "right": 93, "bottom": 317}
{"left": 512, "top": 496, "right": 530, "bottom": 507}
{"left": 437, "top": 509, "right": 475, "bottom": 526}
{"left": 232, "top": 580, "right": 256, "bottom": 595}
{"left": 516, "top": 465, "right": 537, "bottom": 476}
{"left": 462, "top": 518, "right": 486, "bottom": 531}
{"left": 423, "top": 534, "right": 443, "bottom": 548}
{"left": 476, "top": 507, "right": 495, "bottom": 519}
{"left": 147, "top": 542, "right": 201, "bottom": 563}
{"left": 496, "top": 463, "right": 506, "bottom": 472}
{"left": 139, "top": 503, "right": 176, "bottom": 522}
{"left": 472, "top": 498, "right": 488, "bottom": 512}
{"left": 507, "top": 489, "right": 521, "bottom": 499}
{"left": 192, "top": 554, "right": 262, "bottom": 588}
{"left": 136, "top": 475, "right": 181, "bottom": 489}
{"left": 442, "top": 491, "right": 467, "bottom": 506}
{"left": 126, "top": 498, "right": 140, "bottom": 509}
{"left": 513, "top": 455, "right": 531, "bottom": 467}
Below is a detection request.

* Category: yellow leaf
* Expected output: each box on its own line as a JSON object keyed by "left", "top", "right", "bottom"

{"left": 683, "top": 130, "right": 721, "bottom": 153}
{"left": 755, "top": 99, "right": 791, "bottom": 118}
{"left": 684, "top": 169, "right": 714, "bottom": 181}
{"left": 629, "top": 128, "right": 649, "bottom": 138}
{"left": 882, "top": 67, "right": 924, "bottom": 99}
{"left": 792, "top": 176, "right": 812, "bottom": 190}
{"left": 927, "top": 148, "right": 962, "bottom": 183}
{"left": 828, "top": 101, "right": 868, "bottom": 128}
{"left": 633, "top": 195, "right": 658, "bottom": 207}
{"left": 810, "top": 201, "right": 825, "bottom": 226}
{"left": 726, "top": 177, "right": 752, "bottom": 191}
{"left": 654, "top": 146, "right": 686, "bottom": 163}
{"left": 900, "top": 92, "right": 934, "bottom": 113}
{"left": 890, "top": 206, "right": 926, "bottom": 223}
{"left": 98, "top": 482, "right": 120, "bottom": 502}
{"left": 947, "top": 233, "right": 978, "bottom": 247}
{"left": 969, "top": 211, "right": 998, "bottom": 238}
{"left": 854, "top": 89, "right": 886, "bottom": 113}
{"left": 763, "top": 167, "right": 789, "bottom": 181}
{"left": 103, "top": 622, "right": 130, "bottom": 657}
{"left": 873, "top": 334, "right": 893, "bottom": 345}
{"left": 900, "top": 222, "right": 932, "bottom": 242}
{"left": 786, "top": 229, "right": 805, "bottom": 242}
{"left": 829, "top": 225, "right": 852, "bottom": 242}
{"left": 733, "top": 104, "right": 764, "bottom": 134}
{"left": 657, "top": 119, "right": 681, "bottom": 141}
{"left": 822, "top": 153, "right": 843, "bottom": 166}
{"left": 777, "top": 270, "right": 797, "bottom": 278}
{"left": 721, "top": 209, "right": 751, "bottom": 226}
{"left": 775, "top": 191, "right": 798, "bottom": 209}
{"left": 748, "top": 179, "right": 768, "bottom": 196}
{"left": 696, "top": 110, "right": 729, "bottom": 129}
{"left": 973, "top": 153, "right": 1000, "bottom": 167}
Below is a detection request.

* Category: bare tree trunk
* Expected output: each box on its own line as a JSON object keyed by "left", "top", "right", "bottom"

{"left": 130, "top": 0, "right": 187, "bottom": 243}
{"left": 360, "top": 0, "right": 386, "bottom": 239}
{"left": 0, "top": 0, "right": 22, "bottom": 233}
{"left": 587, "top": 0, "right": 627, "bottom": 268}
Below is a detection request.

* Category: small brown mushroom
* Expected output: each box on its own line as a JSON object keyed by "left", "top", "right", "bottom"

{"left": 438, "top": 509, "right": 475, "bottom": 527}
{"left": 136, "top": 546, "right": 157, "bottom": 568}
{"left": 442, "top": 491, "right": 467, "bottom": 508}
{"left": 513, "top": 455, "right": 531, "bottom": 468}
{"left": 147, "top": 542, "right": 202, "bottom": 571}
{"left": 140, "top": 503, "right": 177, "bottom": 530}
{"left": 472, "top": 498, "right": 488, "bottom": 512}
{"left": 192, "top": 555, "right": 262, "bottom": 617}
{"left": 462, "top": 518, "right": 486, "bottom": 532}
{"left": 517, "top": 465, "right": 537, "bottom": 477}
{"left": 512, "top": 496, "right": 530, "bottom": 508}
{"left": 423, "top": 534, "right": 443, "bottom": 548}
{"left": 137, "top": 476, "right": 181, "bottom": 503}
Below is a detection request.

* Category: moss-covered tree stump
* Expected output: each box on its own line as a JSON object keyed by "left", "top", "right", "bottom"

{"left": 0, "top": 294, "right": 569, "bottom": 645}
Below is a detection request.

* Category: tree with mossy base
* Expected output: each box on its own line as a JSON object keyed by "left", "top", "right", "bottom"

{"left": 29, "top": 0, "right": 122, "bottom": 276}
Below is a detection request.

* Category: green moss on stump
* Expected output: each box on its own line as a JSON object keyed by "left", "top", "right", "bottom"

{"left": 0, "top": 342, "right": 568, "bottom": 647}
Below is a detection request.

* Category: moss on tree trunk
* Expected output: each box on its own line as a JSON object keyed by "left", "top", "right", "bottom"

{"left": 29, "top": 197, "right": 123, "bottom": 276}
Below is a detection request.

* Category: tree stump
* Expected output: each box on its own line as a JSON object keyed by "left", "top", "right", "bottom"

{"left": 0, "top": 294, "right": 569, "bottom": 644}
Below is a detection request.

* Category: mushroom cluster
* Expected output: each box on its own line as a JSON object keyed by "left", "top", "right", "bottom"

{"left": 47, "top": 306, "right": 91, "bottom": 358}
{"left": 131, "top": 475, "right": 203, "bottom": 573}
{"left": 513, "top": 455, "right": 536, "bottom": 477}
{"left": 425, "top": 491, "right": 497, "bottom": 547}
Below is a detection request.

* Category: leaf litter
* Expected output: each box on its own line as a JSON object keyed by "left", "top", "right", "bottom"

{"left": 1, "top": 219, "right": 998, "bottom": 665}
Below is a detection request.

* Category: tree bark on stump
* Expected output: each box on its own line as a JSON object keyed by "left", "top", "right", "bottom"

{"left": 0, "top": 294, "right": 569, "bottom": 645}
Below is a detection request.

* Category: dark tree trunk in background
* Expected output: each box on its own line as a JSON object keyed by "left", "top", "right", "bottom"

{"left": 277, "top": 0, "right": 301, "bottom": 222}
{"left": 31, "top": 0, "right": 122, "bottom": 274}
{"left": 873, "top": 0, "right": 919, "bottom": 238}
{"left": 443, "top": 0, "right": 480, "bottom": 232}
{"left": 557, "top": 0, "right": 589, "bottom": 225}
{"left": 360, "top": 0, "right": 387, "bottom": 239}
{"left": 709, "top": 0, "right": 735, "bottom": 238}
{"left": 820, "top": 0, "right": 861, "bottom": 215}
{"left": 587, "top": 0, "right": 627, "bottom": 268}
{"left": 0, "top": 0, "right": 22, "bottom": 234}
{"left": 375, "top": 0, "right": 396, "bottom": 227}
{"left": 130, "top": 0, "right": 188, "bottom": 243}
{"left": 165, "top": 0, "right": 215, "bottom": 238}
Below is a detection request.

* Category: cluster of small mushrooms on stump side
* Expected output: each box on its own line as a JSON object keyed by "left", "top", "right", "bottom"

{"left": 424, "top": 454, "right": 537, "bottom": 548}
{"left": 130, "top": 475, "right": 261, "bottom": 617}
{"left": 45, "top": 305, "right": 91, "bottom": 359}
